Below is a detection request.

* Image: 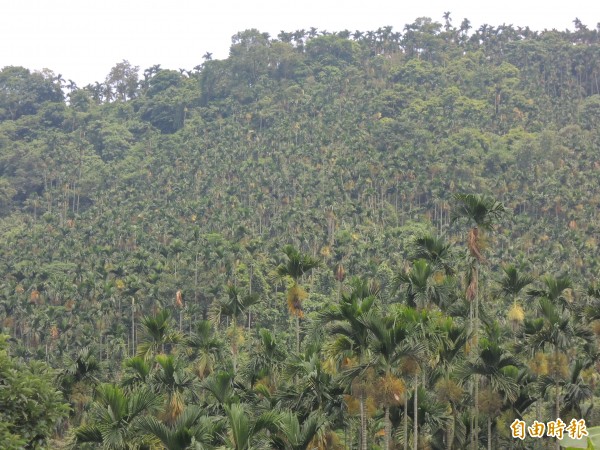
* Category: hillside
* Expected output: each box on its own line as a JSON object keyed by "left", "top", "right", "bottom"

{"left": 1, "top": 18, "right": 600, "bottom": 449}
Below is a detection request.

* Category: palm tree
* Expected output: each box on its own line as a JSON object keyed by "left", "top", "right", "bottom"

{"left": 281, "top": 346, "right": 339, "bottom": 417}
{"left": 241, "top": 328, "right": 286, "bottom": 388}
{"left": 184, "top": 319, "right": 225, "bottom": 380}
{"left": 210, "top": 285, "right": 259, "bottom": 374}
{"left": 363, "top": 309, "right": 425, "bottom": 450}
{"left": 136, "top": 309, "right": 180, "bottom": 361}
{"left": 408, "top": 233, "right": 455, "bottom": 276}
{"left": 273, "top": 410, "right": 326, "bottom": 450}
{"left": 496, "top": 265, "right": 533, "bottom": 336}
{"left": 73, "top": 384, "right": 161, "bottom": 449}
{"left": 151, "top": 354, "right": 196, "bottom": 424}
{"left": 394, "top": 259, "right": 453, "bottom": 311}
{"left": 276, "top": 245, "right": 320, "bottom": 353}
{"left": 458, "top": 335, "right": 520, "bottom": 450}
{"left": 137, "top": 405, "right": 225, "bottom": 450}
{"left": 121, "top": 356, "right": 151, "bottom": 389}
{"left": 200, "top": 370, "right": 236, "bottom": 411}
{"left": 523, "top": 296, "right": 593, "bottom": 442}
{"left": 222, "top": 402, "right": 280, "bottom": 450}
{"left": 320, "top": 277, "right": 378, "bottom": 450}
{"left": 452, "top": 193, "right": 506, "bottom": 449}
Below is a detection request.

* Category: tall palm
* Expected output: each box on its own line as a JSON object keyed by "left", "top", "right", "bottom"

{"left": 210, "top": 285, "right": 260, "bottom": 374}
{"left": 451, "top": 193, "right": 507, "bottom": 342}
{"left": 320, "top": 277, "right": 378, "bottom": 450}
{"left": 496, "top": 265, "right": 533, "bottom": 336}
{"left": 363, "top": 309, "right": 425, "bottom": 450}
{"left": 394, "top": 259, "right": 453, "bottom": 311}
{"left": 452, "top": 193, "right": 506, "bottom": 449}
{"left": 276, "top": 245, "right": 320, "bottom": 353}
{"left": 136, "top": 309, "right": 180, "bottom": 361}
{"left": 137, "top": 405, "right": 225, "bottom": 450}
{"left": 184, "top": 319, "right": 225, "bottom": 380}
{"left": 523, "top": 298, "right": 593, "bottom": 405}
{"left": 273, "top": 410, "right": 327, "bottom": 450}
{"left": 458, "top": 336, "right": 520, "bottom": 450}
{"left": 222, "top": 402, "right": 280, "bottom": 450}
{"left": 151, "top": 354, "right": 197, "bottom": 424}
{"left": 408, "top": 233, "right": 455, "bottom": 276}
{"left": 73, "top": 384, "right": 161, "bottom": 449}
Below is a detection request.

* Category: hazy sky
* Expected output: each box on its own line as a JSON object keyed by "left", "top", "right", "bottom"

{"left": 1, "top": 0, "right": 598, "bottom": 86}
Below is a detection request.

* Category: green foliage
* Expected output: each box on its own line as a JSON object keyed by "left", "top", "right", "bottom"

{"left": 2, "top": 18, "right": 600, "bottom": 450}
{"left": 0, "top": 334, "right": 70, "bottom": 448}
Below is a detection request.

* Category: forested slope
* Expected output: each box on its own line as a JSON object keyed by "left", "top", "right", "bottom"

{"left": 1, "top": 17, "right": 600, "bottom": 449}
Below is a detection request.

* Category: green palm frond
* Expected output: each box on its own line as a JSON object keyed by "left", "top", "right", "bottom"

{"left": 451, "top": 193, "right": 507, "bottom": 230}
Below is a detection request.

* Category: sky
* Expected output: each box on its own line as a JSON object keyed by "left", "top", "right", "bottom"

{"left": 1, "top": 0, "right": 598, "bottom": 87}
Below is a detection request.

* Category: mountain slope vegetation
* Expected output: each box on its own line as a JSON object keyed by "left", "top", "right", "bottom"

{"left": 1, "top": 16, "right": 600, "bottom": 449}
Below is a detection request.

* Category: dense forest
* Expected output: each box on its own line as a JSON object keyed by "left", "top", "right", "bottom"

{"left": 1, "top": 15, "right": 600, "bottom": 450}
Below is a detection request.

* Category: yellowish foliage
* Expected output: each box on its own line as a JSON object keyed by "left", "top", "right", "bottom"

{"left": 377, "top": 374, "right": 406, "bottom": 406}
{"left": 507, "top": 302, "right": 525, "bottom": 324}
{"left": 287, "top": 283, "right": 307, "bottom": 318}
{"left": 528, "top": 353, "right": 548, "bottom": 376}
{"left": 591, "top": 319, "right": 600, "bottom": 336}
{"left": 548, "top": 352, "right": 569, "bottom": 380}
{"left": 400, "top": 357, "right": 420, "bottom": 376}
{"left": 478, "top": 388, "right": 503, "bottom": 415}
{"left": 309, "top": 429, "right": 343, "bottom": 450}
{"left": 435, "top": 378, "right": 463, "bottom": 404}
{"left": 344, "top": 394, "right": 360, "bottom": 415}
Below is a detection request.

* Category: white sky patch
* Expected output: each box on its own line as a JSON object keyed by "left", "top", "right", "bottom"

{"left": 1, "top": 0, "right": 598, "bottom": 86}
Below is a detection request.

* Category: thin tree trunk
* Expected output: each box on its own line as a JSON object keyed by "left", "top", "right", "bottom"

{"left": 385, "top": 405, "right": 391, "bottom": 450}
{"left": 360, "top": 390, "right": 368, "bottom": 450}
{"left": 296, "top": 316, "right": 300, "bottom": 354}
{"left": 232, "top": 316, "right": 238, "bottom": 374}
{"left": 488, "top": 415, "right": 492, "bottom": 450}
{"left": 555, "top": 381, "right": 560, "bottom": 450}
{"left": 131, "top": 297, "right": 135, "bottom": 356}
{"left": 404, "top": 394, "right": 409, "bottom": 450}
{"left": 414, "top": 375, "right": 418, "bottom": 450}
{"left": 474, "top": 374, "right": 479, "bottom": 449}
{"left": 447, "top": 405, "right": 455, "bottom": 450}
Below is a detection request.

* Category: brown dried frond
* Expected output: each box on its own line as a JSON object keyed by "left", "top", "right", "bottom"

{"left": 164, "top": 392, "right": 184, "bottom": 424}
{"left": 30, "top": 290, "right": 40, "bottom": 304}
{"left": 175, "top": 290, "right": 184, "bottom": 308}
{"left": 468, "top": 227, "right": 485, "bottom": 262}
{"left": 466, "top": 269, "right": 478, "bottom": 302}
{"left": 335, "top": 264, "right": 346, "bottom": 282}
